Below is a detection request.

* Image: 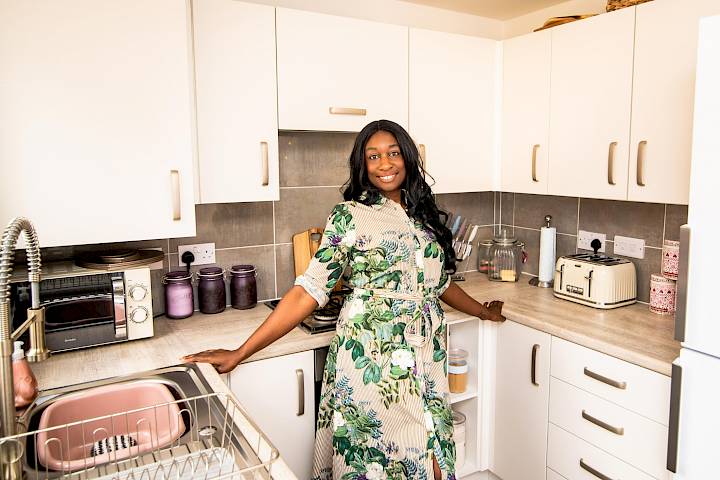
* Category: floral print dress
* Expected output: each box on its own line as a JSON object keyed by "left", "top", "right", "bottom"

{"left": 295, "top": 193, "right": 456, "bottom": 480}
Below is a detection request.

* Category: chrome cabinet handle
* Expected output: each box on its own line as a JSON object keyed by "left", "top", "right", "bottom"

{"left": 419, "top": 144, "right": 427, "bottom": 171}
{"left": 531, "top": 344, "right": 540, "bottom": 386}
{"left": 583, "top": 367, "right": 627, "bottom": 390}
{"left": 260, "top": 141, "right": 269, "bottom": 187}
{"left": 607, "top": 141, "right": 618, "bottom": 185}
{"left": 636, "top": 140, "right": 647, "bottom": 186}
{"left": 582, "top": 410, "right": 624, "bottom": 435}
{"left": 329, "top": 106, "right": 367, "bottom": 116}
{"left": 667, "top": 363, "right": 682, "bottom": 473}
{"left": 675, "top": 225, "right": 690, "bottom": 342}
{"left": 170, "top": 170, "right": 181, "bottom": 221}
{"left": 531, "top": 144, "right": 540, "bottom": 182}
{"left": 296, "top": 369, "right": 305, "bottom": 416}
{"left": 580, "top": 458, "right": 615, "bottom": 480}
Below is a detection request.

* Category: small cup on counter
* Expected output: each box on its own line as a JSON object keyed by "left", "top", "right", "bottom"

{"left": 448, "top": 348, "right": 469, "bottom": 393}
{"left": 229, "top": 264, "right": 257, "bottom": 310}
{"left": 649, "top": 274, "right": 676, "bottom": 315}
{"left": 163, "top": 271, "right": 194, "bottom": 319}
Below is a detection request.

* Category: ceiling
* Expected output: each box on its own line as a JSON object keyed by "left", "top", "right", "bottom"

{"left": 399, "top": 0, "right": 570, "bottom": 20}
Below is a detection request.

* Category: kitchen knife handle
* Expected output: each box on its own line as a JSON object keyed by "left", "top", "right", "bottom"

{"left": 261, "top": 141, "right": 269, "bottom": 186}
{"left": 580, "top": 459, "right": 615, "bottom": 480}
{"left": 584, "top": 367, "right": 627, "bottom": 390}
{"left": 675, "top": 225, "right": 690, "bottom": 342}
{"left": 329, "top": 106, "right": 367, "bottom": 116}
{"left": 170, "top": 170, "right": 181, "bottom": 221}
{"left": 636, "top": 140, "right": 647, "bottom": 186}
{"left": 419, "top": 144, "right": 427, "bottom": 171}
{"left": 667, "top": 363, "right": 682, "bottom": 473}
{"left": 607, "top": 141, "right": 618, "bottom": 185}
{"left": 296, "top": 369, "right": 305, "bottom": 416}
{"left": 582, "top": 410, "right": 624, "bottom": 435}
{"left": 531, "top": 144, "right": 540, "bottom": 182}
{"left": 531, "top": 344, "right": 540, "bottom": 386}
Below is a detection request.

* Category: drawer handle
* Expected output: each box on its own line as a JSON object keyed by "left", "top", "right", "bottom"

{"left": 531, "top": 344, "right": 540, "bottom": 386}
{"left": 583, "top": 367, "right": 627, "bottom": 390}
{"left": 329, "top": 106, "right": 367, "bottom": 116}
{"left": 607, "top": 141, "right": 618, "bottom": 185}
{"left": 419, "top": 144, "right": 427, "bottom": 171}
{"left": 580, "top": 458, "right": 615, "bottom": 480}
{"left": 582, "top": 410, "right": 624, "bottom": 435}
{"left": 531, "top": 144, "right": 540, "bottom": 182}
{"left": 170, "top": 170, "right": 181, "bottom": 221}
{"left": 296, "top": 369, "right": 305, "bottom": 416}
{"left": 260, "top": 141, "right": 269, "bottom": 186}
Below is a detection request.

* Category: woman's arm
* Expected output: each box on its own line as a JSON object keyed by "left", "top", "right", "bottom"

{"left": 440, "top": 281, "right": 505, "bottom": 322}
{"left": 182, "top": 285, "right": 319, "bottom": 373}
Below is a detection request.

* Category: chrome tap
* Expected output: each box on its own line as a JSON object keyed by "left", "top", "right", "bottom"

{"left": 0, "top": 217, "right": 48, "bottom": 473}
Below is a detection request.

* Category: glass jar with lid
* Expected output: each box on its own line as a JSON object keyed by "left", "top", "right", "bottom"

{"left": 197, "top": 267, "right": 226, "bottom": 314}
{"left": 477, "top": 239, "right": 494, "bottom": 274}
{"left": 452, "top": 410, "right": 467, "bottom": 470}
{"left": 163, "top": 271, "right": 194, "bottom": 319}
{"left": 448, "top": 348, "right": 469, "bottom": 393}
{"left": 229, "top": 265, "right": 257, "bottom": 310}
{"left": 488, "top": 229, "right": 526, "bottom": 282}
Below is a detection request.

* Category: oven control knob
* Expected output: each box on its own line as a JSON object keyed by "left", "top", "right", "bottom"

{"left": 130, "top": 306, "right": 149, "bottom": 323}
{"left": 129, "top": 285, "right": 148, "bottom": 301}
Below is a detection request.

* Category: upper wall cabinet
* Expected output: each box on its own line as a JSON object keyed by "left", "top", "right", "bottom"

{"left": 548, "top": 7, "right": 636, "bottom": 200}
{"left": 410, "top": 29, "right": 499, "bottom": 194}
{"left": 0, "top": 0, "right": 196, "bottom": 247}
{"left": 628, "top": 0, "right": 720, "bottom": 205}
{"left": 501, "top": 30, "right": 551, "bottom": 195}
{"left": 276, "top": 8, "right": 408, "bottom": 132}
{"left": 193, "top": 0, "right": 279, "bottom": 203}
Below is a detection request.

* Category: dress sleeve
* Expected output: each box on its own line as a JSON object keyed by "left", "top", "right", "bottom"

{"left": 437, "top": 264, "right": 451, "bottom": 296}
{"left": 294, "top": 203, "right": 355, "bottom": 307}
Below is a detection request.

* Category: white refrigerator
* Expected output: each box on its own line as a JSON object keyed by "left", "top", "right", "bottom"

{"left": 667, "top": 14, "right": 720, "bottom": 479}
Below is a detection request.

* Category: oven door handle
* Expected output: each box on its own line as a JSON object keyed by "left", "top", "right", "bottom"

{"left": 111, "top": 274, "right": 128, "bottom": 339}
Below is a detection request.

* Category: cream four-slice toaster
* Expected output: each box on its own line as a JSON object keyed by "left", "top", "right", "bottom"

{"left": 553, "top": 253, "right": 637, "bottom": 309}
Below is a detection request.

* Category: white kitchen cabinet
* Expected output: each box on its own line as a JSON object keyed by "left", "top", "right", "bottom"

{"left": 192, "top": 0, "right": 279, "bottom": 204}
{"left": 492, "top": 321, "right": 551, "bottom": 480}
{"left": 501, "top": 30, "right": 552, "bottom": 195}
{"left": 0, "top": 0, "right": 196, "bottom": 247}
{"left": 230, "top": 351, "right": 315, "bottom": 479}
{"left": 627, "top": 0, "right": 720, "bottom": 204}
{"left": 409, "top": 29, "right": 499, "bottom": 194}
{"left": 548, "top": 7, "right": 635, "bottom": 200}
{"left": 276, "top": 8, "right": 408, "bottom": 132}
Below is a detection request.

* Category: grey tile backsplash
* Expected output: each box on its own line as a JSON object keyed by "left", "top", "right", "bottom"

{"left": 18, "top": 132, "right": 687, "bottom": 310}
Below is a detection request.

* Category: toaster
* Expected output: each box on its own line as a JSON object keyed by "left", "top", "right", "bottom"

{"left": 553, "top": 253, "right": 637, "bottom": 309}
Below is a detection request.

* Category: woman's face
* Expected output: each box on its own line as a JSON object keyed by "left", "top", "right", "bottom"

{"left": 364, "top": 130, "right": 406, "bottom": 201}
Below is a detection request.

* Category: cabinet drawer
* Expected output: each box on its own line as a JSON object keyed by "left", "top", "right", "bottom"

{"left": 547, "top": 467, "right": 568, "bottom": 480}
{"left": 549, "top": 378, "right": 669, "bottom": 479}
{"left": 548, "top": 423, "right": 656, "bottom": 480}
{"left": 551, "top": 337, "right": 670, "bottom": 425}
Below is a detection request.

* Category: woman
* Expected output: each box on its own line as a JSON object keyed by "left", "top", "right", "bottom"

{"left": 183, "top": 120, "right": 505, "bottom": 480}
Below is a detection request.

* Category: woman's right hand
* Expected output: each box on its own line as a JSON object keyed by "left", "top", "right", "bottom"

{"left": 182, "top": 348, "right": 243, "bottom": 374}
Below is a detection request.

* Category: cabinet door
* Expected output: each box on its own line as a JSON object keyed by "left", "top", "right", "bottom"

{"left": 493, "top": 321, "right": 551, "bottom": 480}
{"left": 193, "top": 0, "right": 279, "bottom": 204}
{"left": 0, "top": 0, "right": 196, "bottom": 247}
{"left": 230, "top": 351, "right": 315, "bottom": 479}
{"left": 277, "top": 8, "right": 408, "bottom": 132}
{"left": 410, "top": 28, "right": 499, "bottom": 194}
{"left": 501, "top": 30, "right": 551, "bottom": 195}
{"left": 548, "top": 8, "right": 635, "bottom": 200}
{"left": 628, "top": 0, "right": 720, "bottom": 204}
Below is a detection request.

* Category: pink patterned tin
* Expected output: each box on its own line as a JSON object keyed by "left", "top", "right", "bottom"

{"left": 662, "top": 240, "right": 680, "bottom": 280}
{"left": 650, "top": 274, "right": 676, "bottom": 315}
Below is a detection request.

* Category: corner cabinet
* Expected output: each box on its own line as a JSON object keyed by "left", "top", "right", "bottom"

{"left": 229, "top": 350, "right": 315, "bottom": 479}
{"left": 276, "top": 8, "right": 408, "bottom": 132}
{"left": 409, "top": 29, "right": 499, "bottom": 194}
{"left": 192, "top": 0, "right": 279, "bottom": 204}
{"left": 492, "top": 321, "right": 551, "bottom": 480}
{"left": 0, "top": 0, "right": 196, "bottom": 247}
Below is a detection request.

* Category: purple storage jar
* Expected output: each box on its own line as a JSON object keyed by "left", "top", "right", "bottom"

{"left": 197, "top": 267, "right": 226, "bottom": 314}
{"left": 229, "top": 265, "right": 257, "bottom": 310}
{"left": 163, "top": 271, "right": 194, "bottom": 319}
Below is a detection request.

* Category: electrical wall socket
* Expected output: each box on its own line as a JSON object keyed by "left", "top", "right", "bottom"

{"left": 577, "top": 230, "right": 607, "bottom": 252}
{"left": 177, "top": 242, "right": 216, "bottom": 266}
{"left": 614, "top": 235, "right": 645, "bottom": 259}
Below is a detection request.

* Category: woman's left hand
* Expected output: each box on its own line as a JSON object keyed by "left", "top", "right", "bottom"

{"left": 481, "top": 300, "right": 505, "bottom": 322}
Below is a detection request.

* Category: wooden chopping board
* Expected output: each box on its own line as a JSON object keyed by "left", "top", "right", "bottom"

{"left": 293, "top": 228, "right": 342, "bottom": 291}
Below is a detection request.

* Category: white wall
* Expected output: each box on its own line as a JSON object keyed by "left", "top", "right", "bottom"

{"left": 243, "top": 0, "right": 504, "bottom": 39}
{"left": 503, "top": 0, "right": 607, "bottom": 38}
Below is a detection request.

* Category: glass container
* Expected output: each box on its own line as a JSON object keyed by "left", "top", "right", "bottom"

{"left": 229, "top": 265, "right": 257, "bottom": 310}
{"left": 163, "top": 271, "right": 194, "bottom": 319}
{"left": 197, "top": 267, "right": 226, "bottom": 314}
{"left": 452, "top": 410, "right": 467, "bottom": 470}
{"left": 448, "top": 348, "right": 469, "bottom": 393}
{"left": 488, "top": 229, "right": 525, "bottom": 282}
{"left": 477, "top": 239, "right": 493, "bottom": 274}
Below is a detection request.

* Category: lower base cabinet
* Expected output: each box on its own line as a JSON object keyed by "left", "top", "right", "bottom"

{"left": 229, "top": 350, "right": 315, "bottom": 478}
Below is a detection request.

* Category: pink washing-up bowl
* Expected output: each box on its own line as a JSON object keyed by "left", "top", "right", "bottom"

{"left": 36, "top": 382, "right": 185, "bottom": 471}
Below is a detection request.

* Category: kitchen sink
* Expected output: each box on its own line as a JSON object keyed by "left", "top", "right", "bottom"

{"left": 9, "top": 364, "right": 276, "bottom": 479}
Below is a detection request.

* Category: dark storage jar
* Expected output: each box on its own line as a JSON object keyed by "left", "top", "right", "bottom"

{"left": 229, "top": 265, "right": 257, "bottom": 310}
{"left": 197, "top": 267, "right": 226, "bottom": 314}
{"left": 163, "top": 271, "right": 194, "bottom": 319}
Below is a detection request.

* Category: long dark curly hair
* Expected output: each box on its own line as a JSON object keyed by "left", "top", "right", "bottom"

{"left": 342, "top": 119, "right": 457, "bottom": 274}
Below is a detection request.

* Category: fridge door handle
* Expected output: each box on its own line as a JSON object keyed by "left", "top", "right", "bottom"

{"left": 675, "top": 225, "right": 690, "bottom": 342}
{"left": 667, "top": 363, "right": 682, "bottom": 473}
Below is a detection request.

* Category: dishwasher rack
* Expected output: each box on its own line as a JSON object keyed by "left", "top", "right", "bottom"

{"left": 0, "top": 392, "right": 279, "bottom": 480}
